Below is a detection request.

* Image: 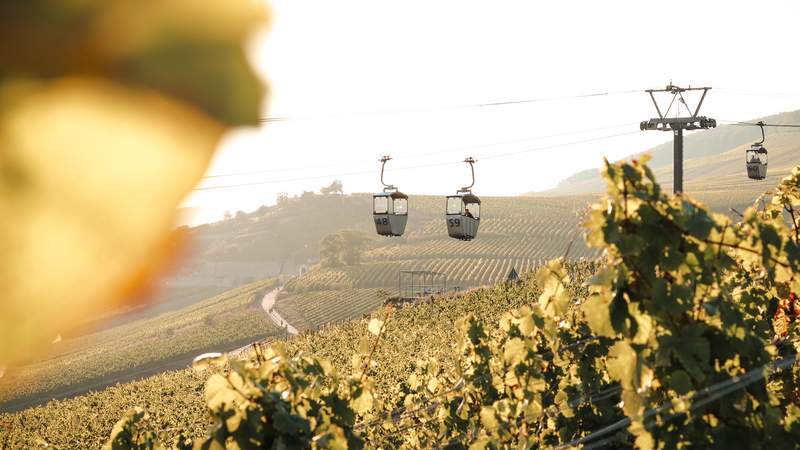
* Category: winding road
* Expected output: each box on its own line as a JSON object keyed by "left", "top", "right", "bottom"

{"left": 261, "top": 287, "right": 298, "bottom": 335}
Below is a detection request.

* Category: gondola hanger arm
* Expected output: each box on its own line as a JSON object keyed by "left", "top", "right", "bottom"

{"left": 379, "top": 155, "right": 396, "bottom": 191}
{"left": 459, "top": 157, "right": 477, "bottom": 193}
{"left": 756, "top": 121, "right": 766, "bottom": 145}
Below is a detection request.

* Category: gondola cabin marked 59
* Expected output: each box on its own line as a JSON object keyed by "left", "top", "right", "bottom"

{"left": 446, "top": 193, "right": 480, "bottom": 240}
{"left": 446, "top": 157, "right": 480, "bottom": 241}
{"left": 373, "top": 155, "right": 408, "bottom": 237}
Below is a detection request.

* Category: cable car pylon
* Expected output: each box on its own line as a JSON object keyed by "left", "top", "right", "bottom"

{"left": 640, "top": 83, "right": 717, "bottom": 194}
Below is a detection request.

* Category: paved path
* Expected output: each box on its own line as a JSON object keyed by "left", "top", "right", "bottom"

{"left": 262, "top": 287, "right": 298, "bottom": 335}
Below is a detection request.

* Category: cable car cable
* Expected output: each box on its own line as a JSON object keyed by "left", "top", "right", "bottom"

{"left": 479, "top": 130, "right": 639, "bottom": 161}
{"left": 192, "top": 130, "right": 642, "bottom": 191}
{"left": 551, "top": 355, "right": 798, "bottom": 450}
{"left": 718, "top": 120, "right": 800, "bottom": 128}
{"left": 258, "top": 90, "right": 642, "bottom": 123}
{"left": 715, "top": 88, "right": 800, "bottom": 98}
{"left": 201, "top": 122, "right": 639, "bottom": 180}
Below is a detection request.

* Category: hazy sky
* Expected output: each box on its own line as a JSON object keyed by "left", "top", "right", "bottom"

{"left": 182, "top": 0, "right": 800, "bottom": 225}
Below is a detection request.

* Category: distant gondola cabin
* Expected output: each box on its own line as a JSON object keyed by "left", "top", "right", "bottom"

{"left": 446, "top": 193, "right": 480, "bottom": 240}
{"left": 373, "top": 191, "right": 408, "bottom": 236}
{"left": 746, "top": 144, "right": 768, "bottom": 180}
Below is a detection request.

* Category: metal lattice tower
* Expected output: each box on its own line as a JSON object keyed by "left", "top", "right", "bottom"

{"left": 640, "top": 84, "right": 717, "bottom": 193}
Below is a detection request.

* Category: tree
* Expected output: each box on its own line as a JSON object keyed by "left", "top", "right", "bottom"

{"left": 320, "top": 180, "right": 343, "bottom": 195}
{"left": 276, "top": 192, "right": 289, "bottom": 205}
{"left": 339, "top": 230, "right": 372, "bottom": 265}
{"left": 319, "top": 230, "right": 372, "bottom": 267}
{"left": 319, "top": 233, "right": 346, "bottom": 268}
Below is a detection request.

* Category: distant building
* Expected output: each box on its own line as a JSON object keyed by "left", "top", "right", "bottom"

{"left": 506, "top": 267, "right": 520, "bottom": 285}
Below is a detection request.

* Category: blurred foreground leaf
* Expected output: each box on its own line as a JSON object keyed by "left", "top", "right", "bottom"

{"left": 0, "top": 0, "right": 268, "bottom": 125}
{"left": 0, "top": 0, "right": 268, "bottom": 368}
{"left": 0, "top": 78, "right": 223, "bottom": 365}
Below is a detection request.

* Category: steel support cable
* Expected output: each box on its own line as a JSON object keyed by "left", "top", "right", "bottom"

{"left": 715, "top": 88, "right": 800, "bottom": 98}
{"left": 718, "top": 120, "right": 800, "bottom": 128}
{"left": 258, "top": 90, "right": 642, "bottom": 123}
{"left": 552, "top": 355, "right": 799, "bottom": 450}
{"left": 373, "top": 320, "right": 790, "bottom": 444}
{"left": 192, "top": 131, "right": 640, "bottom": 192}
{"left": 201, "top": 123, "right": 639, "bottom": 180}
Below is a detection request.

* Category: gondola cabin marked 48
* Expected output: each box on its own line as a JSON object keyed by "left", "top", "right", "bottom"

{"left": 374, "top": 189, "right": 408, "bottom": 236}
{"left": 373, "top": 155, "right": 408, "bottom": 237}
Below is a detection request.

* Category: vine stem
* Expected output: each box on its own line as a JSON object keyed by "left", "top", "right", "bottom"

{"left": 785, "top": 204, "right": 800, "bottom": 244}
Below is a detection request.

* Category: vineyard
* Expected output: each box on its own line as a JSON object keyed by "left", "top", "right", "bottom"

{"left": 0, "top": 279, "right": 278, "bottom": 409}
{"left": 275, "top": 189, "right": 757, "bottom": 331}
{"left": 0, "top": 269, "right": 567, "bottom": 448}
{"left": 274, "top": 289, "right": 389, "bottom": 330}
{"left": 0, "top": 369, "right": 210, "bottom": 449}
{"left": 5, "top": 159, "right": 800, "bottom": 448}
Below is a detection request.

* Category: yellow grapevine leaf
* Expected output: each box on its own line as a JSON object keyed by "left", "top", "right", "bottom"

{"left": 0, "top": 77, "right": 223, "bottom": 367}
{"left": 0, "top": 0, "right": 269, "bottom": 125}
{"left": 368, "top": 318, "right": 384, "bottom": 336}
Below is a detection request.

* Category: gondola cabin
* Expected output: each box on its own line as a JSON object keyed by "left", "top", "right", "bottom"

{"left": 373, "top": 190, "right": 408, "bottom": 236}
{"left": 746, "top": 143, "right": 768, "bottom": 180}
{"left": 446, "top": 193, "right": 480, "bottom": 240}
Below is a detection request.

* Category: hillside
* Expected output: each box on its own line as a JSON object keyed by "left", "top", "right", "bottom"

{"left": 0, "top": 268, "right": 581, "bottom": 449}
{"left": 271, "top": 194, "right": 599, "bottom": 330}
{"left": 271, "top": 186, "right": 777, "bottom": 332}
{"left": 0, "top": 279, "right": 279, "bottom": 412}
{"left": 532, "top": 109, "right": 800, "bottom": 196}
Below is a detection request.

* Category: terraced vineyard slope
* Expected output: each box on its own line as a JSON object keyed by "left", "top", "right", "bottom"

{"left": 0, "top": 279, "right": 279, "bottom": 412}
{"left": 1, "top": 267, "right": 582, "bottom": 449}
{"left": 274, "top": 195, "right": 598, "bottom": 331}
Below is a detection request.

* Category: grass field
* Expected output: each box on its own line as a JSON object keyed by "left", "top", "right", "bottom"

{"left": 0, "top": 279, "right": 279, "bottom": 408}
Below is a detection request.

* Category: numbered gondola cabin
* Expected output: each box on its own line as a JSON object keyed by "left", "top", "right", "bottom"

{"left": 373, "top": 190, "right": 408, "bottom": 236}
